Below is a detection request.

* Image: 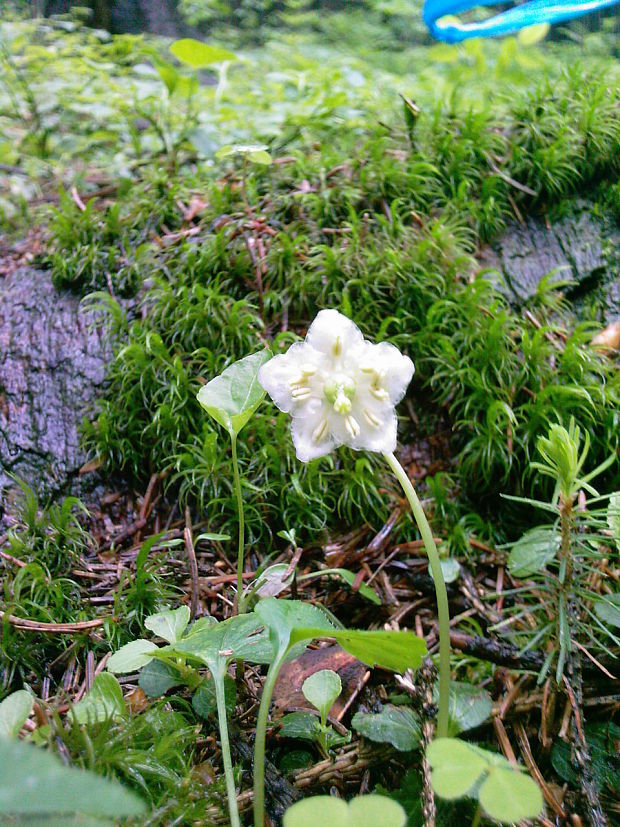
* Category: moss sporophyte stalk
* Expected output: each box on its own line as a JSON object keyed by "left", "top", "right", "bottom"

{"left": 258, "top": 308, "right": 451, "bottom": 726}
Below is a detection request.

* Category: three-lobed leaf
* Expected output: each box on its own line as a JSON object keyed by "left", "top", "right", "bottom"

{"left": 197, "top": 350, "right": 271, "bottom": 437}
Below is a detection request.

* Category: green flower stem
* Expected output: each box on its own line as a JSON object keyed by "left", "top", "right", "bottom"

{"left": 215, "top": 670, "right": 241, "bottom": 827}
{"left": 230, "top": 433, "right": 245, "bottom": 614}
{"left": 383, "top": 450, "right": 450, "bottom": 738}
{"left": 253, "top": 652, "right": 285, "bottom": 827}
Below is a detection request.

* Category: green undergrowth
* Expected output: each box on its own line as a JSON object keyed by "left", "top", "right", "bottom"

{"left": 78, "top": 64, "right": 619, "bottom": 545}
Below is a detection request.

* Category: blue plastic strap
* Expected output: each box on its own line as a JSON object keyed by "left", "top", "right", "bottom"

{"left": 423, "top": 0, "right": 620, "bottom": 42}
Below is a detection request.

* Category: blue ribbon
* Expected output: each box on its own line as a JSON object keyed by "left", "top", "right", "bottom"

{"left": 423, "top": 0, "right": 620, "bottom": 42}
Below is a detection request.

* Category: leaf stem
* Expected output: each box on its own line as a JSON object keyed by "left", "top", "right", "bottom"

{"left": 215, "top": 670, "right": 241, "bottom": 827}
{"left": 253, "top": 652, "right": 285, "bottom": 827}
{"left": 471, "top": 804, "right": 482, "bottom": 827}
{"left": 230, "top": 434, "right": 245, "bottom": 614}
{"left": 383, "top": 450, "right": 451, "bottom": 738}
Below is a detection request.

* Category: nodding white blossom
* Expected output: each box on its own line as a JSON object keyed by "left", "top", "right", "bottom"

{"left": 258, "top": 309, "right": 414, "bottom": 462}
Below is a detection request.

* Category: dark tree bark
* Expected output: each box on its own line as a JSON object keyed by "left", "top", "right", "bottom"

{"left": 44, "top": 0, "right": 195, "bottom": 37}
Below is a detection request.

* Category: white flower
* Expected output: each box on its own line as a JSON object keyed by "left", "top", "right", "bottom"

{"left": 258, "top": 309, "right": 414, "bottom": 462}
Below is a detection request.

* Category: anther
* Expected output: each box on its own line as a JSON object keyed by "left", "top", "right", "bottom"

{"left": 291, "top": 387, "right": 312, "bottom": 400}
{"left": 363, "top": 409, "right": 381, "bottom": 427}
{"left": 370, "top": 387, "right": 389, "bottom": 402}
{"left": 345, "top": 415, "right": 360, "bottom": 439}
{"left": 312, "top": 419, "right": 329, "bottom": 443}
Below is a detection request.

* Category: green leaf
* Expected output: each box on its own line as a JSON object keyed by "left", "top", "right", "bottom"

{"left": 197, "top": 350, "right": 271, "bottom": 437}
{"left": 138, "top": 659, "right": 183, "bottom": 697}
{"left": 302, "top": 670, "right": 341, "bottom": 725}
{"left": 216, "top": 143, "right": 270, "bottom": 161}
{"left": 145, "top": 605, "right": 190, "bottom": 643}
{"left": 283, "top": 795, "right": 406, "bottom": 827}
{"left": 0, "top": 739, "right": 145, "bottom": 818}
{"left": 439, "top": 682, "right": 493, "bottom": 736}
{"left": 517, "top": 22, "right": 549, "bottom": 46}
{"left": 426, "top": 738, "right": 488, "bottom": 799}
{"left": 608, "top": 492, "right": 620, "bottom": 551}
{"left": 169, "top": 39, "right": 236, "bottom": 68}
{"left": 72, "top": 674, "right": 125, "bottom": 725}
{"left": 479, "top": 766, "right": 543, "bottom": 822}
{"left": 279, "top": 711, "right": 321, "bottom": 742}
{"left": 248, "top": 149, "right": 273, "bottom": 165}
{"left": 170, "top": 612, "right": 274, "bottom": 667}
{"left": 107, "top": 639, "right": 158, "bottom": 674}
{"left": 594, "top": 593, "right": 620, "bottom": 629}
{"left": 301, "top": 628, "right": 426, "bottom": 674}
{"left": 551, "top": 722, "right": 620, "bottom": 793}
{"left": 352, "top": 705, "right": 420, "bottom": 751}
{"left": 323, "top": 568, "right": 382, "bottom": 605}
{"left": 192, "top": 674, "right": 236, "bottom": 719}
{"left": 508, "top": 526, "right": 560, "bottom": 577}
{"left": 255, "top": 598, "right": 336, "bottom": 659}
{"left": 0, "top": 691, "right": 33, "bottom": 740}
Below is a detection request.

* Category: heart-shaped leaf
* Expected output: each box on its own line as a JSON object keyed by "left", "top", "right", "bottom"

{"left": 594, "top": 593, "right": 620, "bottom": 629}
{"left": 283, "top": 795, "right": 406, "bottom": 827}
{"left": 197, "top": 350, "right": 271, "bottom": 437}
{"left": 170, "top": 39, "right": 236, "bottom": 68}
{"left": 0, "top": 690, "right": 33, "bottom": 740}
{"left": 171, "top": 612, "right": 274, "bottom": 669}
{"left": 145, "top": 605, "right": 190, "bottom": 644}
{"left": 216, "top": 144, "right": 273, "bottom": 165}
{"left": 478, "top": 766, "right": 544, "bottom": 822}
{"left": 72, "top": 674, "right": 125, "bottom": 725}
{"left": 192, "top": 674, "right": 236, "bottom": 719}
{"left": 352, "top": 705, "right": 420, "bottom": 752}
{"left": 253, "top": 563, "right": 295, "bottom": 598}
{"left": 107, "top": 639, "right": 158, "bottom": 674}
{"left": 302, "top": 670, "right": 341, "bottom": 725}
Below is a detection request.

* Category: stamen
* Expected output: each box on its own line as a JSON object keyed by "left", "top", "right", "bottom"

{"left": 363, "top": 409, "right": 381, "bottom": 427}
{"left": 332, "top": 336, "right": 342, "bottom": 357}
{"left": 345, "top": 415, "right": 360, "bottom": 439}
{"left": 291, "top": 387, "right": 312, "bottom": 400}
{"left": 301, "top": 364, "right": 317, "bottom": 377}
{"left": 370, "top": 386, "right": 389, "bottom": 402}
{"left": 312, "top": 419, "right": 329, "bottom": 443}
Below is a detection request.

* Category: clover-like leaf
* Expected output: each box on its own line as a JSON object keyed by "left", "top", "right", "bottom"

{"left": 426, "top": 738, "right": 488, "bottom": 799}
{"left": 170, "top": 38, "right": 237, "bottom": 67}
{"left": 0, "top": 690, "right": 33, "bottom": 740}
{"left": 438, "top": 682, "right": 493, "bottom": 736}
{"left": 302, "top": 670, "right": 342, "bottom": 726}
{"left": 478, "top": 766, "right": 544, "bottom": 822}
{"left": 72, "top": 674, "right": 125, "bottom": 725}
{"left": 283, "top": 795, "right": 406, "bottom": 827}
{"left": 145, "top": 605, "right": 190, "bottom": 644}
{"left": 107, "top": 639, "right": 158, "bottom": 674}
{"left": 197, "top": 350, "right": 271, "bottom": 437}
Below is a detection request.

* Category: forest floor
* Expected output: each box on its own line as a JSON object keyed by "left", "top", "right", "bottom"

{"left": 0, "top": 9, "right": 619, "bottom": 827}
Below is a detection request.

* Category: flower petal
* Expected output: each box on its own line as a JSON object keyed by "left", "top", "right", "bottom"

{"left": 258, "top": 343, "right": 319, "bottom": 413}
{"left": 305, "top": 309, "right": 364, "bottom": 357}
{"left": 358, "top": 341, "right": 414, "bottom": 404}
{"left": 290, "top": 400, "right": 336, "bottom": 462}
